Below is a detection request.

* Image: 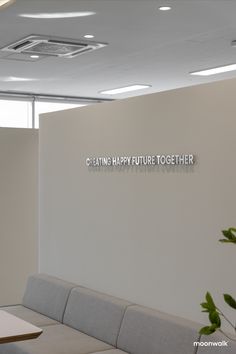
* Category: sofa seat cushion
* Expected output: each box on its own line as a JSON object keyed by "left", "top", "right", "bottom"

{"left": 197, "top": 333, "right": 236, "bottom": 353}
{"left": 1, "top": 305, "right": 58, "bottom": 327}
{"left": 117, "top": 305, "right": 200, "bottom": 354}
{"left": 91, "top": 350, "right": 128, "bottom": 354}
{"left": 22, "top": 274, "right": 76, "bottom": 322}
{"left": 63, "top": 287, "right": 131, "bottom": 346}
{"left": 0, "top": 324, "right": 113, "bottom": 354}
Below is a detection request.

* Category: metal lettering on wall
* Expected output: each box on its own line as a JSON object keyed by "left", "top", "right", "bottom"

{"left": 86, "top": 154, "right": 195, "bottom": 167}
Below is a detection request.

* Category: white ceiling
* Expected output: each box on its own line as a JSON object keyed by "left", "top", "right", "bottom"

{"left": 1, "top": 0, "right": 236, "bottom": 100}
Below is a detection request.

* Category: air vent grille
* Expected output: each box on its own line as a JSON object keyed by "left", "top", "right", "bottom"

{"left": 27, "top": 42, "right": 86, "bottom": 55}
{"left": 1, "top": 35, "right": 107, "bottom": 58}
{"left": 12, "top": 40, "right": 33, "bottom": 50}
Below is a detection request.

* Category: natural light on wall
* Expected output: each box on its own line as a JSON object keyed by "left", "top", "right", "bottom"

{"left": 35, "top": 102, "right": 86, "bottom": 129}
{"left": 0, "top": 0, "right": 15, "bottom": 9}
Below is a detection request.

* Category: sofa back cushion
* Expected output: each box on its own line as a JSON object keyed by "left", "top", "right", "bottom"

{"left": 63, "top": 287, "right": 131, "bottom": 346}
{"left": 117, "top": 305, "right": 200, "bottom": 354}
{"left": 22, "top": 274, "right": 76, "bottom": 322}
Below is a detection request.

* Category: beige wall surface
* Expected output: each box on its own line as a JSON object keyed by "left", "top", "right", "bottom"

{"left": 0, "top": 128, "right": 38, "bottom": 305}
{"left": 39, "top": 79, "right": 236, "bottom": 325}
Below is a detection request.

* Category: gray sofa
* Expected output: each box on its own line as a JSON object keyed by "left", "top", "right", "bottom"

{"left": 0, "top": 274, "right": 235, "bottom": 354}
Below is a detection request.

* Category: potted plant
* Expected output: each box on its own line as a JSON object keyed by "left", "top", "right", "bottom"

{"left": 200, "top": 228, "right": 236, "bottom": 340}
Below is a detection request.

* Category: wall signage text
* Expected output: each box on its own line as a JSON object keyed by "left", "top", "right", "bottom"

{"left": 86, "top": 154, "right": 195, "bottom": 167}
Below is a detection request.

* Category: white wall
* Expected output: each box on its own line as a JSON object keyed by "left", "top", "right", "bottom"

{"left": 0, "top": 128, "right": 38, "bottom": 305}
{"left": 39, "top": 79, "right": 236, "bottom": 326}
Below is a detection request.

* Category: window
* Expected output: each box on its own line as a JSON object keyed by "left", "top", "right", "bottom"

{"left": 0, "top": 99, "right": 32, "bottom": 128}
{"left": 0, "top": 95, "right": 95, "bottom": 129}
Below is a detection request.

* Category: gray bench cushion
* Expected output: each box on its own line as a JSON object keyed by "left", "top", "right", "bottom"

{"left": 92, "top": 351, "right": 128, "bottom": 354}
{"left": 22, "top": 274, "right": 76, "bottom": 322}
{"left": 1, "top": 305, "right": 58, "bottom": 327}
{"left": 0, "top": 324, "right": 113, "bottom": 354}
{"left": 197, "top": 333, "right": 236, "bottom": 353}
{"left": 117, "top": 305, "right": 200, "bottom": 354}
{"left": 63, "top": 286, "right": 131, "bottom": 346}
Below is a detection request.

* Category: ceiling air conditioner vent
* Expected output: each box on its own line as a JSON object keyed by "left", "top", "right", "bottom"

{"left": 1, "top": 35, "right": 107, "bottom": 58}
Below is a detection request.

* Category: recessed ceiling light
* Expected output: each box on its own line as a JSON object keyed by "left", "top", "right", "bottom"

{"left": 83, "top": 34, "right": 95, "bottom": 39}
{"left": 1, "top": 76, "right": 37, "bottom": 82}
{"left": 0, "top": 0, "right": 15, "bottom": 9}
{"left": 190, "top": 64, "right": 236, "bottom": 76}
{"left": 100, "top": 84, "right": 151, "bottom": 95}
{"left": 19, "top": 11, "right": 96, "bottom": 19}
{"left": 159, "top": 6, "right": 171, "bottom": 11}
{"left": 30, "top": 55, "right": 40, "bottom": 59}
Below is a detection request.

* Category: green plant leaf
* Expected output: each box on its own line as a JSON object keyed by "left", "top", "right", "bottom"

{"left": 229, "top": 227, "right": 236, "bottom": 233}
{"left": 209, "top": 310, "right": 221, "bottom": 327}
{"left": 219, "top": 239, "right": 236, "bottom": 244}
{"left": 222, "top": 229, "right": 234, "bottom": 240}
{"left": 201, "top": 302, "right": 210, "bottom": 310}
{"left": 223, "top": 294, "right": 236, "bottom": 310}
{"left": 199, "top": 325, "right": 217, "bottom": 335}
{"left": 205, "top": 292, "right": 216, "bottom": 311}
{"left": 220, "top": 228, "right": 236, "bottom": 243}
